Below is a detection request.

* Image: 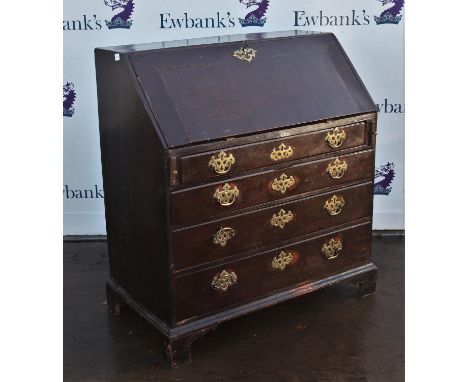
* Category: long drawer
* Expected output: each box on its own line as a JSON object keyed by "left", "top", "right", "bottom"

{"left": 171, "top": 149, "right": 374, "bottom": 226}
{"left": 174, "top": 221, "right": 372, "bottom": 322}
{"left": 179, "top": 121, "right": 370, "bottom": 185}
{"left": 171, "top": 182, "right": 373, "bottom": 270}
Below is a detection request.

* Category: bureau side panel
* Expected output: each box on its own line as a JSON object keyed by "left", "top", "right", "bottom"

{"left": 95, "top": 49, "right": 170, "bottom": 323}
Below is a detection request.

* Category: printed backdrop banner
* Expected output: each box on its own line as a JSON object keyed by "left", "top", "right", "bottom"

{"left": 63, "top": 0, "right": 405, "bottom": 234}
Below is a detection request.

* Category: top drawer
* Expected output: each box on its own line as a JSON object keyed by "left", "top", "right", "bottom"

{"left": 179, "top": 121, "right": 370, "bottom": 185}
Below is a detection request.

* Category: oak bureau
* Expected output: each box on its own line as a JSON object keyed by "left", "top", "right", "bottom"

{"left": 94, "top": 30, "right": 378, "bottom": 367}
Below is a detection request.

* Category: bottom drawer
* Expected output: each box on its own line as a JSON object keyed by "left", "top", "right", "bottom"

{"left": 174, "top": 221, "right": 372, "bottom": 322}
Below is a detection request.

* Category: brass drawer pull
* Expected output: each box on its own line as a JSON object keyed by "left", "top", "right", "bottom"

{"left": 213, "top": 227, "right": 236, "bottom": 247}
{"left": 272, "top": 173, "right": 295, "bottom": 194}
{"left": 213, "top": 183, "right": 239, "bottom": 206}
{"left": 325, "top": 127, "right": 347, "bottom": 148}
{"left": 270, "top": 209, "right": 294, "bottom": 229}
{"left": 211, "top": 270, "right": 237, "bottom": 292}
{"left": 233, "top": 46, "right": 257, "bottom": 63}
{"left": 324, "top": 195, "right": 345, "bottom": 216}
{"left": 321, "top": 238, "right": 343, "bottom": 260}
{"left": 208, "top": 150, "right": 235, "bottom": 174}
{"left": 272, "top": 251, "right": 294, "bottom": 270}
{"left": 270, "top": 143, "right": 293, "bottom": 161}
{"left": 326, "top": 158, "right": 348, "bottom": 179}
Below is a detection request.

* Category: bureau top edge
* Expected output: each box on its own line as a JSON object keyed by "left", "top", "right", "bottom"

{"left": 95, "top": 30, "right": 328, "bottom": 54}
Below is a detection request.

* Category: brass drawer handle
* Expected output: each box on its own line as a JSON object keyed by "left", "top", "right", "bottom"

{"left": 325, "top": 127, "right": 347, "bottom": 148}
{"left": 272, "top": 251, "right": 294, "bottom": 270}
{"left": 213, "top": 227, "right": 236, "bottom": 247}
{"left": 211, "top": 270, "right": 237, "bottom": 292}
{"left": 213, "top": 183, "right": 239, "bottom": 206}
{"left": 233, "top": 46, "right": 257, "bottom": 63}
{"left": 270, "top": 209, "right": 294, "bottom": 229}
{"left": 272, "top": 173, "right": 295, "bottom": 194}
{"left": 208, "top": 150, "right": 235, "bottom": 174}
{"left": 270, "top": 143, "right": 293, "bottom": 161}
{"left": 326, "top": 158, "right": 348, "bottom": 179}
{"left": 324, "top": 195, "right": 345, "bottom": 216}
{"left": 321, "top": 238, "right": 343, "bottom": 260}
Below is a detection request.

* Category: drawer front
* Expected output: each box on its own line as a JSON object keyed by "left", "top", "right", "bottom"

{"left": 172, "top": 182, "right": 373, "bottom": 270}
{"left": 172, "top": 149, "right": 374, "bottom": 226}
{"left": 174, "top": 222, "right": 372, "bottom": 322}
{"left": 179, "top": 121, "right": 369, "bottom": 185}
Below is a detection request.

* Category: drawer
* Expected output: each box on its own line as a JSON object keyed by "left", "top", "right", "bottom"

{"left": 171, "top": 182, "right": 373, "bottom": 270}
{"left": 174, "top": 222, "right": 372, "bottom": 322}
{"left": 172, "top": 149, "right": 374, "bottom": 226}
{"left": 179, "top": 121, "right": 370, "bottom": 185}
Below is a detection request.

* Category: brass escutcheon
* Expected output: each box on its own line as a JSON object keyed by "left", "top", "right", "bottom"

{"left": 270, "top": 143, "right": 293, "bottom": 161}
{"left": 324, "top": 195, "right": 346, "bottom": 216}
{"left": 325, "top": 127, "right": 347, "bottom": 148}
{"left": 326, "top": 158, "right": 348, "bottom": 179}
{"left": 272, "top": 251, "right": 294, "bottom": 271}
{"left": 272, "top": 173, "right": 295, "bottom": 194}
{"left": 213, "top": 183, "right": 240, "bottom": 206}
{"left": 213, "top": 227, "right": 236, "bottom": 247}
{"left": 233, "top": 47, "right": 257, "bottom": 63}
{"left": 208, "top": 151, "right": 235, "bottom": 174}
{"left": 270, "top": 209, "right": 294, "bottom": 229}
{"left": 321, "top": 238, "right": 343, "bottom": 260}
{"left": 211, "top": 270, "right": 237, "bottom": 292}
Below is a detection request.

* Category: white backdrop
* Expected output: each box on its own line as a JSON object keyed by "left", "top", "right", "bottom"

{"left": 63, "top": 0, "right": 404, "bottom": 235}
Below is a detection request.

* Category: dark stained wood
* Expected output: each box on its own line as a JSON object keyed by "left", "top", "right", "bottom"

{"left": 172, "top": 149, "right": 374, "bottom": 225}
{"left": 95, "top": 49, "right": 170, "bottom": 322}
{"left": 179, "top": 121, "right": 370, "bottom": 184}
{"left": 354, "top": 267, "right": 378, "bottom": 298}
{"left": 168, "top": 113, "right": 375, "bottom": 165}
{"left": 174, "top": 222, "right": 372, "bottom": 322}
{"left": 103, "top": 256, "right": 379, "bottom": 367}
{"left": 94, "top": 31, "right": 378, "bottom": 367}
{"left": 171, "top": 182, "right": 373, "bottom": 270}
{"left": 128, "top": 32, "right": 376, "bottom": 148}
{"left": 104, "top": 248, "right": 377, "bottom": 336}
{"left": 164, "top": 326, "right": 217, "bottom": 368}
{"left": 66, "top": 237, "right": 406, "bottom": 380}
{"left": 102, "top": 30, "right": 338, "bottom": 54}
